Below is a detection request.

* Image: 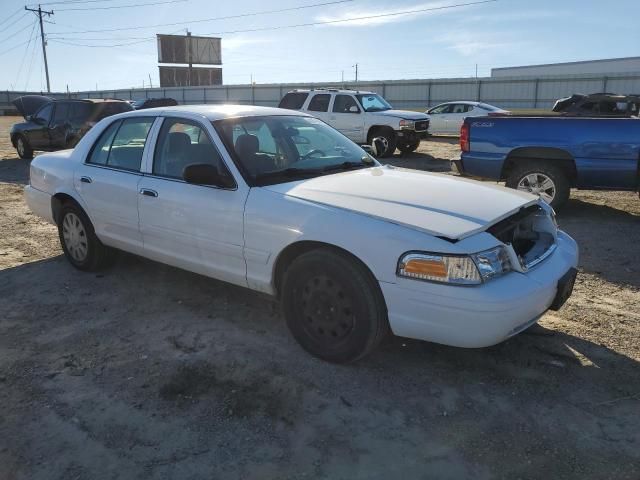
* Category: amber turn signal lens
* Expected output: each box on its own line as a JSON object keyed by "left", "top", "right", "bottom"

{"left": 402, "top": 258, "right": 448, "bottom": 278}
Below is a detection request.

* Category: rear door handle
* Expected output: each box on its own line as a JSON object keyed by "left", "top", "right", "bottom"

{"left": 80, "top": 176, "right": 92, "bottom": 184}
{"left": 139, "top": 188, "right": 158, "bottom": 198}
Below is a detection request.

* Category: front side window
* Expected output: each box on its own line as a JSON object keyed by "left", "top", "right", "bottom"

{"left": 278, "top": 92, "right": 309, "bottom": 110}
{"left": 34, "top": 104, "right": 53, "bottom": 124}
{"left": 215, "top": 115, "right": 376, "bottom": 186}
{"left": 307, "top": 94, "right": 331, "bottom": 112}
{"left": 153, "top": 118, "right": 230, "bottom": 181}
{"left": 429, "top": 104, "right": 453, "bottom": 114}
{"left": 355, "top": 94, "right": 392, "bottom": 112}
{"left": 86, "top": 117, "right": 154, "bottom": 171}
{"left": 332, "top": 95, "right": 360, "bottom": 113}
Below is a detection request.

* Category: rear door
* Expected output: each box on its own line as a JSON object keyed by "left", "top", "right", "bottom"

{"left": 329, "top": 94, "right": 365, "bottom": 142}
{"left": 74, "top": 116, "right": 156, "bottom": 253}
{"left": 50, "top": 101, "right": 71, "bottom": 149}
{"left": 444, "top": 104, "right": 470, "bottom": 133}
{"left": 305, "top": 93, "right": 332, "bottom": 124}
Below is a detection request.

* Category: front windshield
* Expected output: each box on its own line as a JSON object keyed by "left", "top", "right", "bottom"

{"left": 356, "top": 94, "right": 392, "bottom": 112}
{"left": 215, "top": 115, "right": 377, "bottom": 185}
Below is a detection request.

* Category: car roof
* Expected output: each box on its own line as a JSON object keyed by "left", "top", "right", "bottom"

{"left": 286, "top": 89, "right": 375, "bottom": 95}
{"left": 118, "top": 104, "right": 312, "bottom": 121}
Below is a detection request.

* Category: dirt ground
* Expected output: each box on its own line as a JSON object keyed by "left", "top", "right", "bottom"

{"left": 0, "top": 116, "right": 639, "bottom": 480}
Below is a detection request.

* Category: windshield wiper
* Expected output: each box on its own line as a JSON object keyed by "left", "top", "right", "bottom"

{"left": 254, "top": 167, "right": 323, "bottom": 183}
{"left": 322, "top": 160, "right": 373, "bottom": 172}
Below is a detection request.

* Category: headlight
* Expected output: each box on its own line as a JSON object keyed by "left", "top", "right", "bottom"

{"left": 399, "top": 119, "right": 415, "bottom": 129}
{"left": 397, "top": 247, "right": 511, "bottom": 285}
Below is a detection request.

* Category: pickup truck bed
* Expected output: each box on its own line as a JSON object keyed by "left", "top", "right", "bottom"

{"left": 457, "top": 116, "right": 640, "bottom": 209}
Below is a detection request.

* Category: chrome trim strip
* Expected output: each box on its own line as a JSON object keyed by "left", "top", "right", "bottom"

{"left": 522, "top": 243, "right": 557, "bottom": 270}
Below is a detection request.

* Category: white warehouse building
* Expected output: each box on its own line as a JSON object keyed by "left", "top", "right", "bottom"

{"left": 492, "top": 57, "right": 640, "bottom": 78}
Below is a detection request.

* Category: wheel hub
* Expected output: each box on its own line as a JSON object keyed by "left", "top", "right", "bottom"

{"left": 517, "top": 173, "right": 556, "bottom": 204}
{"left": 62, "top": 212, "right": 88, "bottom": 262}
{"left": 300, "top": 275, "right": 354, "bottom": 342}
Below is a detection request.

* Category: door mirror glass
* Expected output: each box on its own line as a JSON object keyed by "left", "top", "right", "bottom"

{"left": 183, "top": 163, "right": 233, "bottom": 188}
{"left": 348, "top": 105, "right": 359, "bottom": 113}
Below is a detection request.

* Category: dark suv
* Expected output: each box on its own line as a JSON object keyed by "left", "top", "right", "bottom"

{"left": 10, "top": 95, "right": 133, "bottom": 159}
{"left": 552, "top": 93, "right": 640, "bottom": 117}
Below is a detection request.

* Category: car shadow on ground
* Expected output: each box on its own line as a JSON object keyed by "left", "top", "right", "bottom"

{"left": 559, "top": 198, "right": 640, "bottom": 288}
{"left": 0, "top": 156, "right": 30, "bottom": 185}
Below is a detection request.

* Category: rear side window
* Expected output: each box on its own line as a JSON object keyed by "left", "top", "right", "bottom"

{"left": 278, "top": 92, "right": 309, "bottom": 110}
{"left": 69, "top": 102, "right": 93, "bottom": 123}
{"left": 53, "top": 103, "right": 70, "bottom": 124}
{"left": 95, "top": 102, "right": 133, "bottom": 121}
{"left": 307, "top": 94, "right": 331, "bottom": 112}
{"left": 87, "top": 117, "right": 154, "bottom": 171}
{"left": 451, "top": 104, "right": 469, "bottom": 114}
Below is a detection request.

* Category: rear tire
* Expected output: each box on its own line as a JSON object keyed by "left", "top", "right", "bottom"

{"left": 281, "top": 249, "right": 389, "bottom": 363}
{"left": 368, "top": 128, "right": 397, "bottom": 158}
{"left": 15, "top": 135, "right": 33, "bottom": 159}
{"left": 505, "top": 160, "right": 570, "bottom": 210}
{"left": 57, "top": 203, "right": 113, "bottom": 271}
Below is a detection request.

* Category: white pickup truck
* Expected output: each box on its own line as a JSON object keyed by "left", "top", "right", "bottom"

{"left": 278, "top": 88, "right": 430, "bottom": 157}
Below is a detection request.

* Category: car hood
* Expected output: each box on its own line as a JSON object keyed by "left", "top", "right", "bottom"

{"left": 371, "top": 109, "right": 430, "bottom": 120}
{"left": 263, "top": 166, "right": 537, "bottom": 240}
{"left": 12, "top": 95, "right": 53, "bottom": 119}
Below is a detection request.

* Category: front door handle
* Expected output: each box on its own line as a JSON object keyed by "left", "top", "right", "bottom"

{"left": 139, "top": 188, "right": 158, "bottom": 198}
{"left": 80, "top": 176, "right": 92, "bottom": 184}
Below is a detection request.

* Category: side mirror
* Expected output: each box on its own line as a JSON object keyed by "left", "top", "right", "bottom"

{"left": 32, "top": 116, "right": 45, "bottom": 125}
{"left": 183, "top": 163, "right": 234, "bottom": 188}
{"left": 349, "top": 105, "right": 359, "bottom": 113}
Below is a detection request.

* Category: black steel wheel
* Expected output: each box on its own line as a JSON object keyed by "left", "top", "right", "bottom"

{"left": 281, "top": 248, "right": 389, "bottom": 363}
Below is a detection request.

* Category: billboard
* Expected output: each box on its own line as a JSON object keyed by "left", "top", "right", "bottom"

{"left": 158, "top": 66, "right": 222, "bottom": 87}
{"left": 157, "top": 34, "right": 221, "bottom": 65}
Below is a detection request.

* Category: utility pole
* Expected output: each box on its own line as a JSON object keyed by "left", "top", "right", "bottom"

{"left": 186, "top": 29, "right": 193, "bottom": 87}
{"left": 148, "top": 73, "right": 152, "bottom": 89}
{"left": 354, "top": 63, "right": 359, "bottom": 82}
{"left": 25, "top": 4, "right": 53, "bottom": 93}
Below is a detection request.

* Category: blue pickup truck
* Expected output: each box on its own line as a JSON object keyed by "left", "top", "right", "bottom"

{"left": 455, "top": 116, "right": 640, "bottom": 209}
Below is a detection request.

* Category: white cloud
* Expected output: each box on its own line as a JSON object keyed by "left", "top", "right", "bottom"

{"left": 314, "top": 1, "right": 471, "bottom": 27}
{"left": 222, "top": 35, "right": 271, "bottom": 51}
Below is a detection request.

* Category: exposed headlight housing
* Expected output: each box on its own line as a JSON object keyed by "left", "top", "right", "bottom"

{"left": 397, "top": 247, "right": 512, "bottom": 285}
{"left": 399, "top": 119, "right": 415, "bottom": 129}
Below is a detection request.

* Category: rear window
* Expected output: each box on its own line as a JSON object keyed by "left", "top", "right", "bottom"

{"left": 278, "top": 92, "right": 309, "bottom": 110}
{"left": 307, "top": 94, "right": 331, "bottom": 112}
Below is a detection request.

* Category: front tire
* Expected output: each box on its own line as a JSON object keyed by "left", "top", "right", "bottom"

{"left": 15, "top": 135, "right": 33, "bottom": 159}
{"left": 505, "top": 160, "right": 570, "bottom": 210}
{"left": 57, "top": 203, "right": 113, "bottom": 271}
{"left": 281, "top": 249, "right": 389, "bottom": 363}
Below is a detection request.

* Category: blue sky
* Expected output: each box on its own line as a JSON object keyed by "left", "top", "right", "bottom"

{"left": 0, "top": 0, "right": 639, "bottom": 92}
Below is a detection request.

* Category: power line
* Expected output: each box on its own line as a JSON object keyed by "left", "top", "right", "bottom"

{"left": 13, "top": 20, "right": 38, "bottom": 89}
{"left": 24, "top": 33, "right": 40, "bottom": 91}
{"left": 0, "top": 13, "right": 32, "bottom": 44}
{"left": 47, "top": 0, "right": 355, "bottom": 35}
{"left": 55, "top": 0, "right": 188, "bottom": 11}
{"left": 0, "top": 37, "right": 38, "bottom": 56}
{"left": 28, "top": 0, "right": 130, "bottom": 5}
{"left": 0, "top": 8, "right": 24, "bottom": 29}
{"left": 48, "top": 0, "right": 498, "bottom": 48}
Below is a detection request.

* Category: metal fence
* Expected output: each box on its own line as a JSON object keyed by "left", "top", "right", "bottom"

{"left": 3, "top": 72, "right": 640, "bottom": 114}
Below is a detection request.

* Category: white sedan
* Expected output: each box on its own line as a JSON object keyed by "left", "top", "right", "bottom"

{"left": 427, "top": 101, "right": 510, "bottom": 135}
{"left": 25, "top": 105, "right": 578, "bottom": 363}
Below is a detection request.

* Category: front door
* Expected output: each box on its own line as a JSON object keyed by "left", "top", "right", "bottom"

{"left": 26, "top": 103, "right": 53, "bottom": 150}
{"left": 427, "top": 104, "right": 452, "bottom": 134}
{"left": 137, "top": 117, "right": 248, "bottom": 287}
{"left": 329, "top": 94, "right": 365, "bottom": 142}
{"left": 74, "top": 116, "right": 156, "bottom": 253}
